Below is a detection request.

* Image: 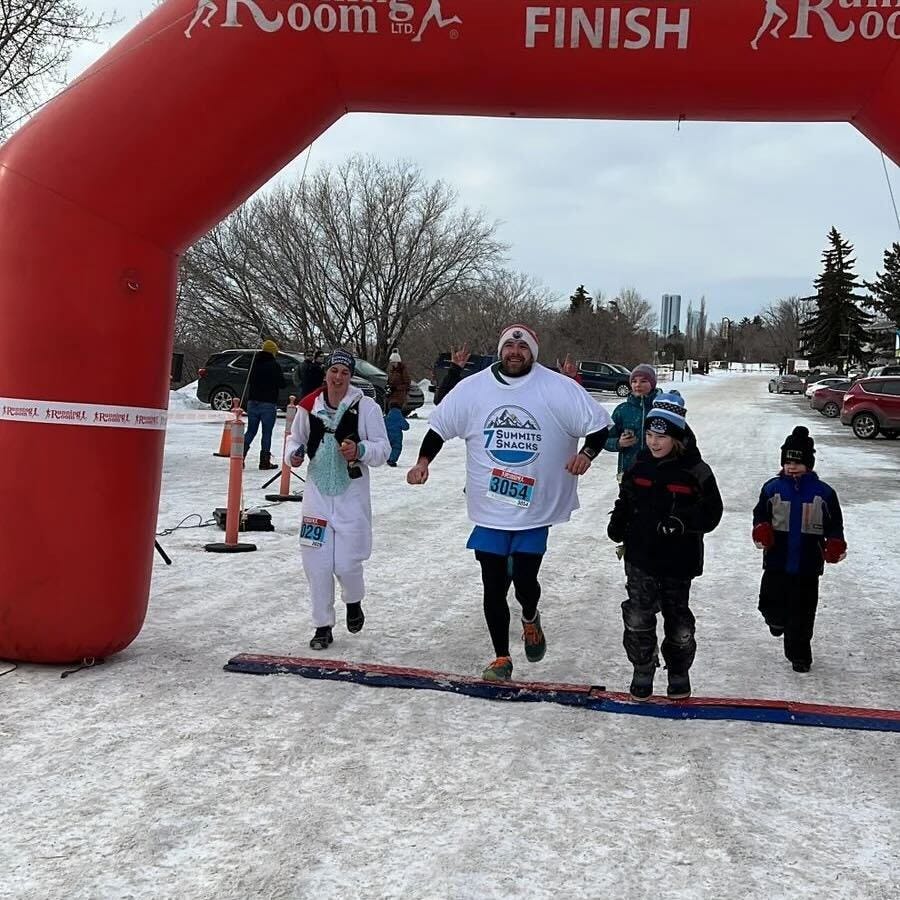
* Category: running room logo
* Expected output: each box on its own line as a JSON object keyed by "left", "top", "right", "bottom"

{"left": 184, "top": 0, "right": 462, "bottom": 41}
{"left": 483, "top": 406, "right": 543, "bottom": 467}
{"left": 750, "top": 0, "right": 900, "bottom": 49}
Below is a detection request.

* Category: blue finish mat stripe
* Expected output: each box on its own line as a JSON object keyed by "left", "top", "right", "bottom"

{"left": 224, "top": 655, "right": 900, "bottom": 734}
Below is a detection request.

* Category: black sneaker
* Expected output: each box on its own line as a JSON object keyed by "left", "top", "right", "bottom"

{"left": 667, "top": 671, "right": 691, "bottom": 700}
{"left": 768, "top": 624, "right": 785, "bottom": 637}
{"left": 791, "top": 660, "right": 811, "bottom": 673}
{"left": 629, "top": 663, "right": 656, "bottom": 700}
{"left": 522, "top": 611, "right": 547, "bottom": 662}
{"left": 309, "top": 626, "right": 333, "bottom": 650}
{"left": 346, "top": 602, "right": 365, "bottom": 634}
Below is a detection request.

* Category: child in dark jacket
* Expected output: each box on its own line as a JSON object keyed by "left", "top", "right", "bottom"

{"left": 752, "top": 425, "right": 846, "bottom": 672}
{"left": 607, "top": 393, "right": 723, "bottom": 700}
{"left": 384, "top": 401, "right": 409, "bottom": 467}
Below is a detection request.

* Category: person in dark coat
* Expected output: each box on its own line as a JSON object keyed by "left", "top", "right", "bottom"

{"left": 607, "top": 392, "right": 723, "bottom": 701}
{"left": 751, "top": 426, "right": 846, "bottom": 673}
{"left": 386, "top": 348, "right": 411, "bottom": 411}
{"left": 296, "top": 349, "right": 325, "bottom": 398}
{"left": 244, "top": 339, "right": 286, "bottom": 469}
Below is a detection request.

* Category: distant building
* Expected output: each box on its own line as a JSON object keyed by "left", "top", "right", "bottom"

{"left": 660, "top": 293, "right": 681, "bottom": 336}
{"left": 686, "top": 308, "right": 701, "bottom": 342}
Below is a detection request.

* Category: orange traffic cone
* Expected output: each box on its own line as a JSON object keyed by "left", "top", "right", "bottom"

{"left": 213, "top": 420, "right": 232, "bottom": 457}
{"left": 213, "top": 398, "right": 242, "bottom": 457}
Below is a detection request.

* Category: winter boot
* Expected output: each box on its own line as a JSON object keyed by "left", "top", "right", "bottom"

{"left": 259, "top": 451, "right": 279, "bottom": 470}
{"left": 522, "top": 612, "right": 547, "bottom": 663}
{"left": 667, "top": 671, "right": 692, "bottom": 700}
{"left": 481, "top": 656, "right": 513, "bottom": 682}
{"left": 309, "top": 626, "right": 333, "bottom": 650}
{"left": 629, "top": 662, "right": 657, "bottom": 701}
{"left": 768, "top": 624, "right": 785, "bottom": 637}
{"left": 346, "top": 602, "right": 365, "bottom": 634}
{"left": 791, "top": 660, "right": 811, "bottom": 673}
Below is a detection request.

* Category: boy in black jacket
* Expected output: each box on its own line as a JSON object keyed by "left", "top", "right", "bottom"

{"left": 752, "top": 425, "right": 846, "bottom": 672}
{"left": 607, "top": 393, "right": 723, "bottom": 700}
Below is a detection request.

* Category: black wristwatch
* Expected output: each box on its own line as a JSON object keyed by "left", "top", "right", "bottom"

{"left": 579, "top": 446, "right": 598, "bottom": 460}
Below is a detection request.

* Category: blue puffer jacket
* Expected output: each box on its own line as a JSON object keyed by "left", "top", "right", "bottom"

{"left": 753, "top": 471, "right": 844, "bottom": 576}
{"left": 604, "top": 389, "right": 661, "bottom": 473}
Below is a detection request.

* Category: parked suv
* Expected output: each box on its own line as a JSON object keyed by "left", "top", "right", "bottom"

{"left": 840, "top": 376, "right": 900, "bottom": 439}
{"left": 866, "top": 364, "right": 900, "bottom": 378}
{"left": 578, "top": 361, "right": 632, "bottom": 396}
{"left": 197, "top": 349, "right": 375, "bottom": 410}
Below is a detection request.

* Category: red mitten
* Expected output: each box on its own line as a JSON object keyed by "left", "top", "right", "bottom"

{"left": 823, "top": 538, "right": 847, "bottom": 564}
{"left": 752, "top": 522, "right": 775, "bottom": 550}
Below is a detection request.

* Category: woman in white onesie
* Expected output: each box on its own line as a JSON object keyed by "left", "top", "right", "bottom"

{"left": 285, "top": 350, "right": 390, "bottom": 649}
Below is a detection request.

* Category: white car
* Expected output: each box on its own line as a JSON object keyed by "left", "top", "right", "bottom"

{"left": 804, "top": 376, "right": 845, "bottom": 398}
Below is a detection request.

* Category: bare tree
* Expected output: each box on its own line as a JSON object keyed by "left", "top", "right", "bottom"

{"left": 176, "top": 155, "right": 507, "bottom": 369}
{"left": 761, "top": 296, "right": 803, "bottom": 365}
{"left": 614, "top": 286, "right": 657, "bottom": 333}
{"left": 1, "top": 0, "right": 116, "bottom": 138}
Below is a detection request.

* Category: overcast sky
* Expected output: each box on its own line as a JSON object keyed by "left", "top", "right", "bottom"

{"left": 62, "top": 2, "right": 900, "bottom": 327}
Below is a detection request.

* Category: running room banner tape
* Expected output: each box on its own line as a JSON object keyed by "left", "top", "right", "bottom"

{"left": 0, "top": 397, "right": 167, "bottom": 430}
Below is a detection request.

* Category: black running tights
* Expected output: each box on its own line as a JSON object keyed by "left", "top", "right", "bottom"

{"left": 475, "top": 551, "right": 544, "bottom": 657}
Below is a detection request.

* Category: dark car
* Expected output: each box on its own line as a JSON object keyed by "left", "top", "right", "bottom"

{"left": 197, "top": 349, "right": 375, "bottom": 411}
{"left": 809, "top": 380, "right": 850, "bottom": 418}
{"left": 430, "top": 352, "right": 497, "bottom": 395}
{"left": 768, "top": 374, "right": 804, "bottom": 394}
{"left": 840, "top": 376, "right": 900, "bottom": 439}
{"left": 353, "top": 358, "right": 424, "bottom": 415}
{"left": 577, "top": 361, "right": 632, "bottom": 396}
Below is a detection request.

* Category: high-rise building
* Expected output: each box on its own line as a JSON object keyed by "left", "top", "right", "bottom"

{"left": 660, "top": 294, "right": 681, "bottom": 336}
{"left": 686, "top": 308, "right": 701, "bottom": 341}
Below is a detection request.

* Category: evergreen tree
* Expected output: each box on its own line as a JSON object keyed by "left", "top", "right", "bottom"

{"left": 866, "top": 242, "right": 900, "bottom": 329}
{"left": 802, "top": 227, "right": 873, "bottom": 374}
{"left": 568, "top": 284, "right": 593, "bottom": 313}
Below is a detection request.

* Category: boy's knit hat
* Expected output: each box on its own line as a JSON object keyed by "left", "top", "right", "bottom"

{"left": 646, "top": 390, "right": 687, "bottom": 440}
{"left": 261, "top": 339, "right": 278, "bottom": 355}
{"left": 389, "top": 348, "right": 402, "bottom": 364}
{"left": 781, "top": 425, "right": 815, "bottom": 469}
{"left": 630, "top": 364, "right": 657, "bottom": 390}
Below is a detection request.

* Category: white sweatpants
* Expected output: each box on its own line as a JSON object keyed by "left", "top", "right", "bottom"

{"left": 301, "top": 524, "right": 366, "bottom": 628}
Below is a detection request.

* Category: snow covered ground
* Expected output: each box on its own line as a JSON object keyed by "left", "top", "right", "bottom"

{"left": 3, "top": 371, "right": 899, "bottom": 899}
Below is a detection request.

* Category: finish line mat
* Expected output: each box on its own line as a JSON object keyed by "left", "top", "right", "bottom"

{"left": 224, "top": 654, "right": 900, "bottom": 734}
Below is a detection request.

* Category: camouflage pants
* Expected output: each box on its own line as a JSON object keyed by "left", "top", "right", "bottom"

{"left": 622, "top": 562, "right": 696, "bottom": 674}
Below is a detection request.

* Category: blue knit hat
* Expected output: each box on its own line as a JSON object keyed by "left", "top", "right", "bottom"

{"left": 646, "top": 390, "right": 687, "bottom": 440}
{"left": 324, "top": 349, "right": 355, "bottom": 375}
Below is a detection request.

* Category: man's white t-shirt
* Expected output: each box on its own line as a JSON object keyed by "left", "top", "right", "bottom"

{"left": 428, "top": 363, "right": 611, "bottom": 530}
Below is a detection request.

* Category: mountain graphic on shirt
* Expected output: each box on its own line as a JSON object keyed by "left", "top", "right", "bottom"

{"left": 486, "top": 408, "right": 539, "bottom": 430}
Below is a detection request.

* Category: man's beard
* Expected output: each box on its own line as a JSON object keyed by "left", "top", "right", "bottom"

{"left": 500, "top": 357, "right": 533, "bottom": 378}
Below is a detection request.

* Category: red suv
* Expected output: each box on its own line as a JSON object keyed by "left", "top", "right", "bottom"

{"left": 840, "top": 376, "right": 900, "bottom": 439}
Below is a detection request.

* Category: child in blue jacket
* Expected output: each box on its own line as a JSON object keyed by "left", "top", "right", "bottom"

{"left": 384, "top": 400, "right": 409, "bottom": 467}
{"left": 752, "top": 426, "right": 846, "bottom": 672}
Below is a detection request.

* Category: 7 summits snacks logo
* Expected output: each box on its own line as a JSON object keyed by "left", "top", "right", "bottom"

{"left": 483, "top": 406, "right": 543, "bottom": 467}
{"left": 751, "top": 0, "right": 900, "bottom": 49}
{"left": 185, "top": 0, "right": 461, "bottom": 41}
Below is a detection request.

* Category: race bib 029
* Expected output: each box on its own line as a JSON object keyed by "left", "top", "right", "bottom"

{"left": 299, "top": 515, "right": 328, "bottom": 548}
{"left": 486, "top": 468, "right": 535, "bottom": 509}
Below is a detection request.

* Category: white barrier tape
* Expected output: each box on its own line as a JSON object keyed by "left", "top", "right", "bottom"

{"left": 1, "top": 397, "right": 167, "bottom": 430}
{"left": 168, "top": 409, "right": 232, "bottom": 423}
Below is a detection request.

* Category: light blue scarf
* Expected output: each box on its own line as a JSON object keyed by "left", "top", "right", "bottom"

{"left": 308, "top": 396, "right": 355, "bottom": 497}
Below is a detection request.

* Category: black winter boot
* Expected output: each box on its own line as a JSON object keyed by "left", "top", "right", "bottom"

{"left": 346, "top": 602, "right": 365, "bottom": 634}
{"left": 667, "top": 671, "right": 691, "bottom": 699}
{"left": 629, "top": 663, "right": 657, "bottom": 701}
{"left": 309, "top": 626, "right": 333, "bottom": 650}
{"left": 259, "top": 451, "right": 279, "bottom": 470}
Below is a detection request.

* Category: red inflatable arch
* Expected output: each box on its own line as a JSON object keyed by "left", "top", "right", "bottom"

{"left": 1, "top": 0, "right": 899, "bottom": 662}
